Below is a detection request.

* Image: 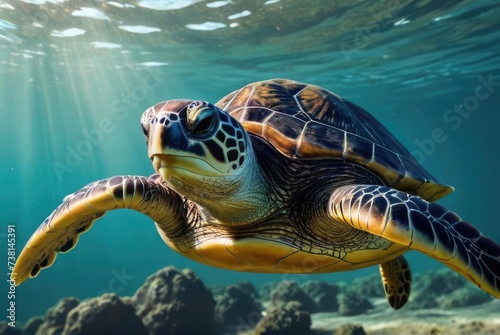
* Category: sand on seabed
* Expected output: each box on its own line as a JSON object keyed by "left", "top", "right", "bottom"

{"left": 312, "top": 298, "right": 500, "bottom": 335}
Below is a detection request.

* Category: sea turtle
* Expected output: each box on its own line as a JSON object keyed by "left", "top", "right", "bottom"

{"left": 13, "top": 79, "right": 500, "bottom": 309}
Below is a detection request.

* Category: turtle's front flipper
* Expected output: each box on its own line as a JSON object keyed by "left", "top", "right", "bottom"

{"left": 13, "top": 174, "right": 186, "bottom": 285}
{"left": 329, "top": 185, "right": 500, "bottom": 299}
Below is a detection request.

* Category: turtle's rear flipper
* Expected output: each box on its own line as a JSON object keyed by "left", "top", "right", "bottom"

{"left": 12, "top": 174, "right": 184, "bottom": 286}
{"left": 329, "top": 184, "right": 500, "bottom": 300}
{"left": 379, "top": 255, "right": 412, "bottom": 310}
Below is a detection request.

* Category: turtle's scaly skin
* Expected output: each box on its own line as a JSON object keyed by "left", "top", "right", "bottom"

{"left": 12, "top": 79, "right": 500, "bottom": 310}
{"left": 379, "top": 256, "right": 412, "bottom": 310}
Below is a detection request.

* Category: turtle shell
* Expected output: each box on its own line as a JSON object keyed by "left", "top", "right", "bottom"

{"left": 216, "top": 78, "right": 453, "bottom": 202}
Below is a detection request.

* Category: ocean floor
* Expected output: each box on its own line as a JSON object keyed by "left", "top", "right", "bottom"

{"left": 1, "top": 266, "right": 499, "bottom": 335}
{"left": 312, "top": 299, "right": 500, "bottom": 335}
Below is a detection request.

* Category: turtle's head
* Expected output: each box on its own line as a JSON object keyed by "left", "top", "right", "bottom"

{"left": 142, "top": 100, "right": 269, "bottom": 222}
{"left": 142, "top": 100, "right": 248, "bottom": 177}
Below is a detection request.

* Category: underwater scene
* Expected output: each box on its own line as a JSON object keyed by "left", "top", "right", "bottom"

{"left": 1, "top": 0, "right": 500, "bottom": 334}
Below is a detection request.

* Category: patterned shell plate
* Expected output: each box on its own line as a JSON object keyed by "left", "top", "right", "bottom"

{"left": 216, "top": 79, "right": 454, "bottom": 202}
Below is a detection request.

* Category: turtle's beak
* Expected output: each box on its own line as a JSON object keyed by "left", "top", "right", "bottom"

{"left": 147, "top": 112, "right": 188, "bottom": 160}
{"left": 152, "top": 155, "right": 162, "bottom": 172}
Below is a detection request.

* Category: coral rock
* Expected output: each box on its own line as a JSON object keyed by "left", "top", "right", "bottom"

{"left": 410, "top": 269, "right": 468, "bottom": 309}
{"left": 214, "top": 284, "right": 262, "bottom": 326}
{"left": 270, "top": 281, "right": 317, "bottom": 313}
{"left": 351, "top": 274, "right": 385, "bottom": 298}
{"left": 335, "top": 323, "right": 367, "bottom": 335}
{"left": 22, "top": 316, "right": 43, "bottom": 335}
{"left": 259, "top": 282, "right": 278, "bottom": 301}
{"left": 301, "top": 280, "right": 340, "bottom": 312}
{"left": 133, "top": 266, "right": 216, "bottom": 335}
{"left": 253, "top": 301, "right": 311, "bottom": 335}
{"left": 234, "top": 280, "right": 260, "bottom": 300}
{"left": 438, "top": 287, "right": 492, "bottom": 308}
{"left": 0, "top": 321, "right": 22, "bottom": 335}
{"left": 36, "top": 297, "right": 79, "bottom": 335}
{"left": 62, "top": 293, "right": 147, "bottom": 335}
{"left": 338, "top": 292, "right": 373, "bottom": 316}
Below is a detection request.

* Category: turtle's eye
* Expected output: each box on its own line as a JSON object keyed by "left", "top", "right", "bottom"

{"left": 187, "top": 101, "right": 219, "bottom": 139}
{"left": 192, "top": 112, "right": 216, "bottom": 136}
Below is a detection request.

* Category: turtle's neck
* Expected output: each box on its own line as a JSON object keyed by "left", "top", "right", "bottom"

{"left": 251, "top": 135, "right": 385, "bottom": 213}
{"left": 166, "top": 135, "right": 275, "bottom": 225}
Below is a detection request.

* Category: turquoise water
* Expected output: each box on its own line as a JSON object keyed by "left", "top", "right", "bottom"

{"left": 1, "top": 0, "right": 500, "bottom": 322}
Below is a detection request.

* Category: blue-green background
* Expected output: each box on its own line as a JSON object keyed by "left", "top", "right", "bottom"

{"left": 1, "top": 0, "right": 499, "bottom": 322}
